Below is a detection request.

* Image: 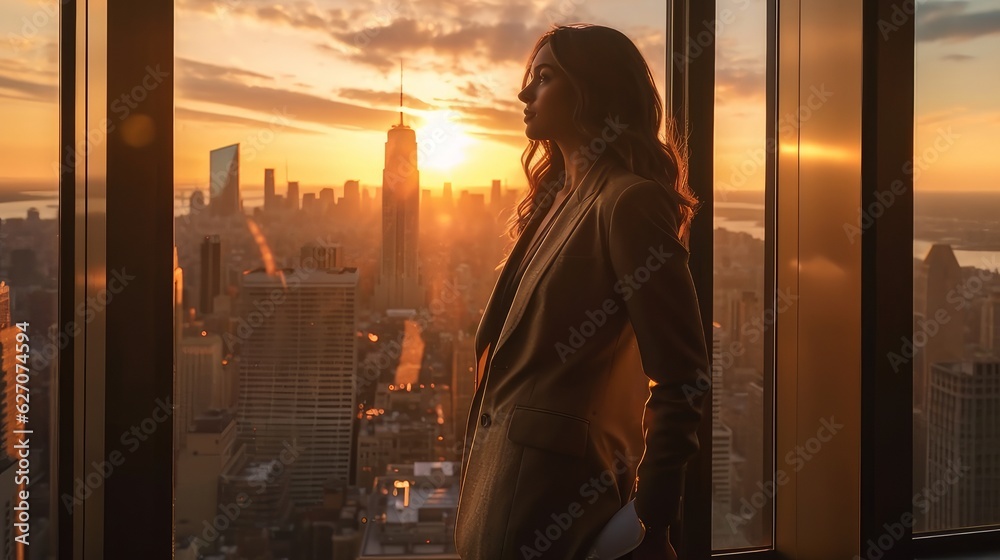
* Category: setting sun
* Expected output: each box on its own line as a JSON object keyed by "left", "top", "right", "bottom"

{"left": 416, "top": 110, "right": 471, "bottom": 172}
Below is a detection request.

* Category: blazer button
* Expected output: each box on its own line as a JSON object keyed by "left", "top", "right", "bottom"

{"left": 480, "top": 413, "right": 491, "bottom": 427}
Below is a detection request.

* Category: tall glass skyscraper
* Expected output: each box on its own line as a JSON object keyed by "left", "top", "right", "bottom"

{"left": 209, "top": 143, "right": 240, "bottom": 216}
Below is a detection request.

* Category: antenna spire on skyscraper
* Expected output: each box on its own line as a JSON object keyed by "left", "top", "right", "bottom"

{"left": 399, "top": 59, "right": 404, "bottom": 126}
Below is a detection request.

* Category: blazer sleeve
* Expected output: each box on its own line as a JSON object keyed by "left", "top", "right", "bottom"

{"left": 606, "top": 180, "right": 711, "bottom": 530}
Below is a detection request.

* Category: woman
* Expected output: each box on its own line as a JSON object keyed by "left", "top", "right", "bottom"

{"left": 455, "top": 24, "right": 710, "bottom": 560}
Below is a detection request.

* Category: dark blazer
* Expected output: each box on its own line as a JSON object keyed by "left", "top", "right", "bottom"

{"left": 455, "top": 154, "right": 711, "bottom": 560}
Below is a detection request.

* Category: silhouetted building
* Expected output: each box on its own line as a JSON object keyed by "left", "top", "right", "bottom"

{"left": 302, "top": 192, "right": 317, "bottom": 214}
{"left": 264, "top": 168, "right": 276, "bottom": 212}
{"left": 373, "top": 108, "right": 424, "bottom": 311}
{"left": 490, "top": 179, "right": 501, "bottom": 213}
{"left": 925, "top": 360, "right": 1000, "bottom": 531}
{"left": 920, "top": 244, "right": 965, "bottom": 408}
{"left": 209, "top": 144, "right": 240, "bottom": 216}
{"left": 236, "top": 266, "right": 359, "bottom": 505}
{"left": 199, "top": 235, "right": 223, "bottom": 316}
{"left": 981, "top": 287, "right": 1000, "bottom": 355}
{"left": 190, "top": 190, "right": 205, "bottom": 213}
{"left": 9, "top": 249, "right": 40, "bottom": 287}
{"left": 343, "top": 180, "right": 361, "bottom": 216}
{"left": 300, "top": 244, "right": 342, "bottom": 270}
{"left": 319, "top": 187, "right": 335, "bottom": 214}
{"left": 442, "top": 182, "right": 453, "bottom": 209}
{"left": 287, "top": 181, "right": 300, "bottom": 211}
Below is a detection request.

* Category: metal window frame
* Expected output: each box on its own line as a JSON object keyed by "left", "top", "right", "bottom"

{"left": 54, "top": 0, "right": 1000, "bottom": 558}
{"left": 57, "top": 0, "right": 175, "bottom": 558}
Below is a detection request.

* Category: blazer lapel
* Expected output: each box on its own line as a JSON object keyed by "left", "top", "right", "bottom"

{"left": 473, "top": 203, "right": 549, "bottom": 361}
{"left": 491, "top": 157, "right": 615, "bottom": 359}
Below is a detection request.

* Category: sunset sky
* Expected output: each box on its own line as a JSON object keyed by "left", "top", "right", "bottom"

{"left": 0, "top": 0, "right": 997, "bottom": 201}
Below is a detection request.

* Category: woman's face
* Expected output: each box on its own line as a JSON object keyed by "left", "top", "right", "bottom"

{"left": 518, "top": 42, "right": 578, "bottom": 143}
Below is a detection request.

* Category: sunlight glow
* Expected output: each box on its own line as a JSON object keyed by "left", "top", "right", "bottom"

{"left": 416, "top": 110, "right": 471, "bottom": 172}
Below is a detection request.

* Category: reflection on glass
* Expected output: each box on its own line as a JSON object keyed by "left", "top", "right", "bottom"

{"left": 912, "top": 0, "right": 1000, "bottom": 534}
{"left": 174, "top": 2, "right": 668, "bottom": 557}
{"left": 712, "top": 0, "right": 772, "bottom": 549}
{"left": 0, "top": 1, "right": 60, "bottom": 558}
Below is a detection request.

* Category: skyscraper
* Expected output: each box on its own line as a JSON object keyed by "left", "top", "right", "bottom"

{"left": 711, "top": 324, "right": 734, "bottom": 512}
{"left": 264, "top": 168, "right": 276, "bottom": 212}
{"left": 443, "top": 181, "right": 453, "bottom": 209}
{"left": 0, "top": 282, "right": 8, "bottom": 331}
{"left": 287, "top": 181, "right": 300, "bottom": 211}
{"left": 209, "top": 144, "right": 240, "bottom": 216}
{"left": 343, "top": 180, "right": 360, "bottom": 216}
{"left": 490, "top": 179, "right": 501, "bottom": 213}
{"left": 236, "top": 266, "right": 359, "bottom": 505}
{"left": 925, "top": 360, "right": 1000, "bottom": 531}
{"left": 300, "top": 244, "right": 341, "bottom": 270}
{"left": 199, "top": 235, "right": 222, "bottom": 316}
{"left": 175, "top": 335, "right": 224, "bottom": 450}
{"left": 920, "top": 244, "right": 965, "bottom": 409}
{"left": 981, "top": 287, "right": 1000, "bottom": 355}
{"left": 373, "top": 79, "right": 424, "bottom": 310}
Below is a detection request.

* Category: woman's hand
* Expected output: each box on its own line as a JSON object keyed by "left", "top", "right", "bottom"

{"left": 629, "top": 526, "right": 678, "bottom": 560}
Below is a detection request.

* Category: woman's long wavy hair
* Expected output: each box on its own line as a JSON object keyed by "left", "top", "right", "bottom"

{"left": 498, "top": 24, "right": 700, "bottom": 270}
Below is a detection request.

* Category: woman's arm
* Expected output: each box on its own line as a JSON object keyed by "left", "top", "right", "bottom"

{"left": 606, "top": 179, "right": 711, "bottom": 532}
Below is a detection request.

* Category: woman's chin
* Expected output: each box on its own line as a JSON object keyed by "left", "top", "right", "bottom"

{"left": 523, "top": 123, "right": 547, "bottom": 141}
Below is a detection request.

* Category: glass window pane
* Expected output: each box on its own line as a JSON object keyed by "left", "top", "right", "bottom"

{"left": 174, "top": 3, "right": 671, "bottom": 557}
{"left": 913, "top": 0, "right": 1000, "bottom": 535}
{"left": 713, "top": 0, "right": 773, "bottom": 550}
{"left": 0, "top": 0, "right": 60, "bottom": 556}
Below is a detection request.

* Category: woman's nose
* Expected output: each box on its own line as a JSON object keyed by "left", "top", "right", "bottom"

{"left": 517, "top": 84, "right": 532, "bottom": 103}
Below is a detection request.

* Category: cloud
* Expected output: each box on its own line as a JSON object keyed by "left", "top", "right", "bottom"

{"left": 176, "top": 57, "right": 417, "bottom": 131}
{"left": 469, "top": 129, "right": 527, "bottom": 150}
{"left": 180, "top": 0, "right": 551, "bottom": 73}
{"left": 179, "top": 57, "right": 274, "bottom": 82}
{"left": 455, "top": 104, "right": 525, "bottom": 133}
{"left": 941, "top": 53, "right": 975, "bottom": 61}
{"left": 0, "top": 73, "right": 57, "bottom": 101}
{"left": 175, "top": 56, "right": 534, "bottom": 137}
{"left": 713, "top": 37, "right": 766, "bottom": 104}
{"left": 328, "top": 18, "right": 543, "bottom": 74}
{"left": 916, "top": 2, "right": 1000, "bottom": 43}
{"left": 176, "top": 106, "right": 322, "bottom": 134}
{"left": 336, "top": 88, "right": 436, "bottom": 111}
{"left": 715, "top": 66, "right": 765, "bottom": 103}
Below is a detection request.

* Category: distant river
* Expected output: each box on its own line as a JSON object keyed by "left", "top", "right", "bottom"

{"left": 4, "top": 194, "right": 998, "bottom": 272}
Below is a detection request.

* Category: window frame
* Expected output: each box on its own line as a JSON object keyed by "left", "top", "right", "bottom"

{"left": 56, "top": 0, "right": 1000, "bottom": 558}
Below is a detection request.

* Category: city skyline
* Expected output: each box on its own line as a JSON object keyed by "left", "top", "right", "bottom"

{"left": 2, "top": 0, "right": 997, "bottom": 197}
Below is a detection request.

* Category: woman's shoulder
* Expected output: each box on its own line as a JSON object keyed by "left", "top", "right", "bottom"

{"left": 598, "top": 165, "right": 670, "bottom": 207}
